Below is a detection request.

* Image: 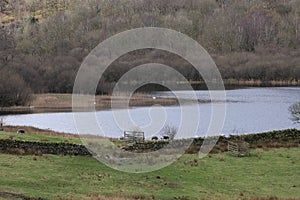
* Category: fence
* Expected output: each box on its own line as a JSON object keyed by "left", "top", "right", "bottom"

{"left": 0, "top": 118, "right": 3, "bottom": 131}
{"left": 124, "top": 131, "right": 145, "bottom": 143}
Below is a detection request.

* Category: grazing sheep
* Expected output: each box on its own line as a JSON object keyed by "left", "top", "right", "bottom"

{"left": 17, "top": 129, "right": 25, "bottom": 134}
{"left": 151, "top": 136, "right": 159, "bottom": 140}
{"left": 163, "top": 136, "right": 170, "bottom": 140}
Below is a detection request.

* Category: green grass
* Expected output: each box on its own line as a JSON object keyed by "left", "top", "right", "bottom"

{"left": 0, "top": 148, "right": 299, "bottom": 199}
{"left": 0, "top": 131, "right": 82, "bottom": 144}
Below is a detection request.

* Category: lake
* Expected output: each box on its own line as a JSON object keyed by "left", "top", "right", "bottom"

{"left": 1, "top": 87, "right": 300, "bottom": 138}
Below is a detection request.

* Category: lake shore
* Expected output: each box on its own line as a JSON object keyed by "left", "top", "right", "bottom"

{"left": 1, "top": 85, "right": 300, "bottom": 115}
{"left": 0, "top": 93, "right": 179, "bottom": 115}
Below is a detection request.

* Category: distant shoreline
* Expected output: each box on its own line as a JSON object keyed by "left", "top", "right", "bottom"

{"left": 0, "top": 93, "right": 179, "bottom": 115}
{"left": 1, "top": 85, "right": 300, "bottom": 115}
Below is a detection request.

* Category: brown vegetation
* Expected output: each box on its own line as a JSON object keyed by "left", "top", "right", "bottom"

{"left": 0, "top": 69, "right": 32, "bottom": 107}
{"left": 0, "top": 191, "right": 151, "bottom": 200}
{"left": 0, "top": 93, "right": 178, "bottom": 112}
{"left": 1, "top": 0, "right": 300, "bottom": 107}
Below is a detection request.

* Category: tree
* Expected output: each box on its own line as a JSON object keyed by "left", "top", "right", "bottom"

{"left": 0, "top": 70, "right": 32, "bottom": 107}
{"left": 289, "top": 102, "right": 300, "bottom": 123}
{"left": 160, "top": 125, "right": 178, "bottom": 140}
{"left": 0, "top": 29, "right": 15, "bottom": 66}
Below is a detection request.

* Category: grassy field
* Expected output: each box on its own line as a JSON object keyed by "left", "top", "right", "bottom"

{"left": 0, "top": 147, "right": 299, "bottom": 200}
{"left": 0, "top": 131, "right": 81, "bottom": 144}
{"left": 0, "top": 129, "right": 299, "bottom": 199}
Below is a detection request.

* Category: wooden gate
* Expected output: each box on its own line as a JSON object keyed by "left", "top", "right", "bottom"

{"left": 124, "top": 131, "right": 145, "bottom": 143}
{"left": 228, "top": 141, "right": 250, "bottom": 157}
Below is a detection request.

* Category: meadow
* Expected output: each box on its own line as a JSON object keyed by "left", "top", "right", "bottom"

{"left": 0, "top": 130, "right": 299, "bottom": 200}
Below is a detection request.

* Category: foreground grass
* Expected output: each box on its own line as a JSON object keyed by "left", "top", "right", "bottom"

{"left": 0, "top": 148, "right": 299, "bottom": 200}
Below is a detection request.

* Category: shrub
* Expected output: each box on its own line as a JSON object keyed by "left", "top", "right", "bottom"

{"left": 289, "top": 102, "right": 300, "bottom": 123}
{"left": 160, "top": 125, "right": 178, "bottom": 140}
{"left": 0, "top": 70, "right": 32, "bottom": 107}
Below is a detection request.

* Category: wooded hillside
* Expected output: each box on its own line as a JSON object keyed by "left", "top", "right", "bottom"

{"left": 0, "top": 0, "right": 300, "bottom": 106}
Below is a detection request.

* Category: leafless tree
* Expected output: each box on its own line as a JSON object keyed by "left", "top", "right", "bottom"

{"left": 289, "top": 102, "right": 300, "bottom": 123}
{"left": 160, "top": 125, "right": 178, "bottom": 140}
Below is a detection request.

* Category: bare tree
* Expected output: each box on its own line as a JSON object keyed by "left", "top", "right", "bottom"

{"left": 289, "top": 102, "right": 300, "bottom": 123}
{"left": 160, "top": 125, "right": 178, "bottom": 140}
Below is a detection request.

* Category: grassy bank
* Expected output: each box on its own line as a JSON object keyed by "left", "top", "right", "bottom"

{"left": 0, "top": 126, "right": 81, "bottom": 144}
{"left": 0, "top": 128, "right": 299, "bottom": 199}
{"left": 0, "top": 148, "right": 299, "bottom": 200}
{"left": 0, "top": 127, "right": 299, "bottom": 154}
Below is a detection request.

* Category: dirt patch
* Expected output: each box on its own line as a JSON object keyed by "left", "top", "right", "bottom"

{"left": 0, "top": 192, "right": 46, "bottom": 200}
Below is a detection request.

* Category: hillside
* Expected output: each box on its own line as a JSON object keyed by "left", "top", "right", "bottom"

{"left": 1, "top": 0, "right": 300, "bottom": 106}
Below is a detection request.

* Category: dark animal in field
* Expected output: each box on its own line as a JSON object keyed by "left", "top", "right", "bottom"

{"left": 151, "top": 136, "right": 159, "bottom": 140}
{"left": 17, "top": 129, "right": 25, "bottom": 134}
{"left": 162, "top": 136, "right": 170, "bottom": 140}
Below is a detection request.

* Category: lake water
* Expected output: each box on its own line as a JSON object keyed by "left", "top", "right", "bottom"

{"left": 1, "top": 87, "right": 300, "bottom": 138}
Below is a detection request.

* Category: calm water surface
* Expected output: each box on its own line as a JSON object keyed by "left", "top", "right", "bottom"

{"left": 2, "top": 87, "right": 300, "bottom": 138}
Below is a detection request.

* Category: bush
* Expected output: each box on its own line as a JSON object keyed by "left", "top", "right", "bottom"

{"left": 160, "top": 125, "right": 178, "bottom": 140}
{"left": 289, "top": 103, "right": 300, "bottom": 123}
{"left": 0, "top": 70, "right": 32, "bottom": 107}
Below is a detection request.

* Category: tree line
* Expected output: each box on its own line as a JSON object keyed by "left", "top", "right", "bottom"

{"left": 0, "top": 0, "right": 300, "bottom": 106}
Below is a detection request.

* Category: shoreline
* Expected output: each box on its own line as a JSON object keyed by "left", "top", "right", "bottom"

{"left": 1, "top": 125, "right": 299, "bottom": 141}
{"left": 0, "top": 93, "right": 179, "bottom": 115}
{"left": 1, "top": 85, "right": 300, "bottom": 115}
